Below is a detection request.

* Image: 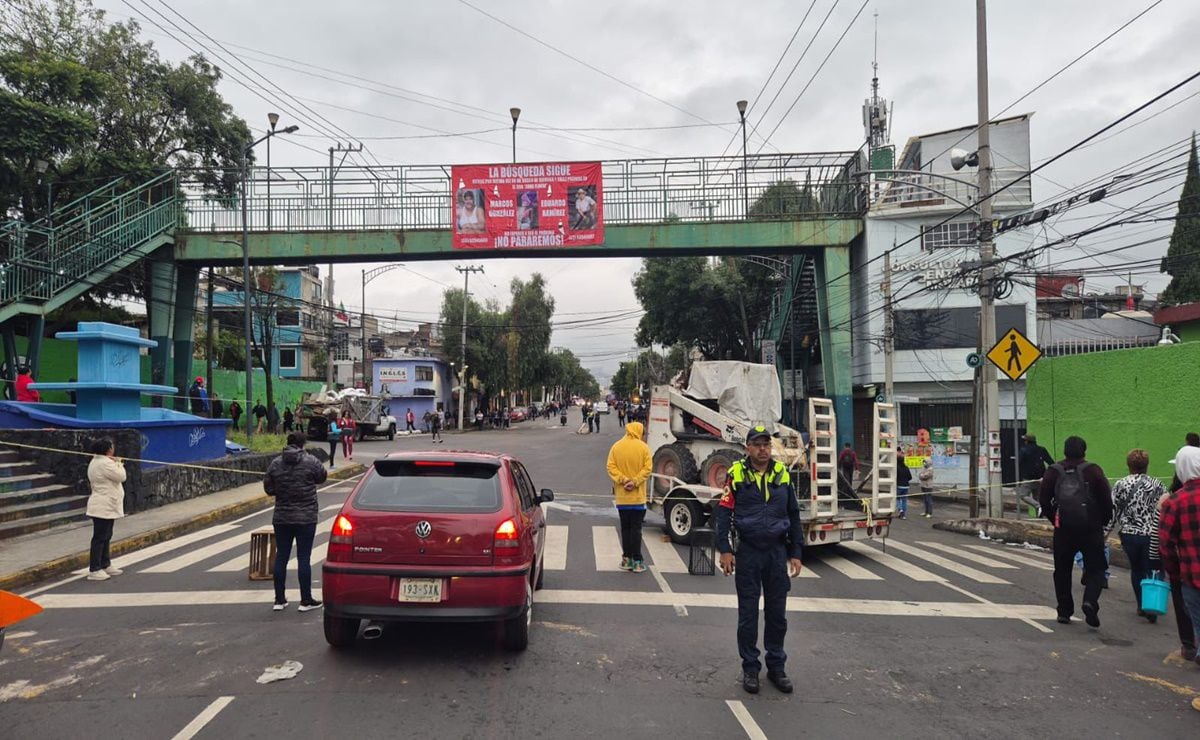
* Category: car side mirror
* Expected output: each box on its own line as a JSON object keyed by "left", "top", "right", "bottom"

{"left": 537, "top": 489, "right": 555, "bottom": 504}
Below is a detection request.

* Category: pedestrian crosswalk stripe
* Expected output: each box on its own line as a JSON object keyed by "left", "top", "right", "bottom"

{"left": 642, "top": 533, "right": 688, "bottom": 574}
{"left": 917, "top": 541, "right": 1018, "bottom": 569}
{"left": 881, "top": 541, "right": 1011, "bottom": 585}
{"left": 592, "top": 526, "right": 624, "bottom": 572}
{"left": 71, "top": 525, "right": 240, "bottom": 576}
{"left": 290, "top": 540, "right": 328, "bottom": 571}
{"left": 798, "top": 562, "right": 820, "bottom": 578}
{"left": 544, "top": 525, "right": 568, "bottom": 571}
{"left": 814, "top": 551, "right": 882, "bottom": 580}
{"left": 207, "top": 515, "right": 337, "bottom": 573}
{"left": 965, "top": 544, "right": 1054, "bottom": 571}
{"left": 143, "top": 529, "right": 255, "bottom": 573}
{"left": 841, "top": 541, "right": 945, "bottom": 582}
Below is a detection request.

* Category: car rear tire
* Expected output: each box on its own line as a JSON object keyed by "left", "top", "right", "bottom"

{"left": 534, "top": 559, "right": 545, "bottom": 591}
{"left": 700, "top": 448, "right": 742, "bottom": 489}
{"left": 355, "top": 426, "right": 366, "bottom": 442}
{"left": 652, "top": 443, "right": 699, "bottom": 495}
{"left": 324, "top": 611, "right": 359, "bottom": 648}
{"left": 502, "top": 584, "right": 531, "bottom": 651}
{"left": 664, "top": 495, "right": 703, "bottom": 545}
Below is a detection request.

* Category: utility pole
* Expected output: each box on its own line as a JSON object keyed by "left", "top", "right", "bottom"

{"left": 975, "top": 0, "right": 1003, "bottom": 518}
{"left": 328, "top": 143, "right": 361, "bottom": 389}
{"left": 456, "top": 265, "right": 484, "bottom": 433}
{"left": 205, "top": 266, "right": 214, "bottom": 394}
{"left": 882, "top": 250, "right": 895, "bottom": 407}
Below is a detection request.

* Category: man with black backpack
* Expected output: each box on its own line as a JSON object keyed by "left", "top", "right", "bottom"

{"left": 1039, "top": 436, "right": 1113, "bottom": 627}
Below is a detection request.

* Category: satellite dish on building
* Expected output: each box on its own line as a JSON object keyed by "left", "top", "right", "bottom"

{"left": 950, "top": 148, "right": 979, "bottom": 171}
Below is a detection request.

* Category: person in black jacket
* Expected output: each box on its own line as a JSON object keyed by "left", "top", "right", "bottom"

{"left": 896, "top": 459, "right": 912, "bottom": 519}
{"left": 1018, "top": 434, "right": 1055, "bottom": 509}
{"left": 264, "top": 432, "right": 328, "bottom": 612}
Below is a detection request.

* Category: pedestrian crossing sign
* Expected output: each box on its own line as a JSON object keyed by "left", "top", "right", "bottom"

{"left": 986, "top": 327, "right": 1041, "bottom": 381}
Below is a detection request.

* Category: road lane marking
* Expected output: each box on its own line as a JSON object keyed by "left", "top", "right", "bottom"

{"left": 543, "top": 501, "right": 573, "bottom": 513}
{"left": 72, "top": 525, "right": 240, "bottom": 576}
{"left": 144, "top": 530, "right": 259, "bottom": 573}
{"left": 208, "top": 515, "right": 337, "bottom": 572}
{"left": 938, "top": 580, "right": 1051, "bottom": 634}
{"left": 878, "top": 541, "right": 1011, "bottom": 585}
{"left": 172, "top": 696, "right": 235, "bottom": 740}
{"left": 840, "top": 541, "right": 944, "bottom": 582}
{"left": 544, "top": 525, "right": 569, "bottom": 570}
{"left": 647, "top": 565, "right": 688, "bottom": 617}
{"left": 916, "top": 541, "right": 1018, "bottom": 569}
{"left": 817, "top": 551, "right": 882, "bottom": 580}
{"left": 965, "top": 544, "right": 1054, "bottom": 570}
{"left": 725, "top": 700, "right": 768, "bottom": 740}
{"left": 32, "top": 588, "right": 1057, "bottom": 621}
{"left": 592, "top": 526, "right": 624, "bottom": 572}
{"left": 642, "top": 536, "right": 688, "bottom": 574}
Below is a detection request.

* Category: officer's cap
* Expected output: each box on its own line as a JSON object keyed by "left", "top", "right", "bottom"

{"left": 747, "top": 424, "right": 773, "bottom": 443}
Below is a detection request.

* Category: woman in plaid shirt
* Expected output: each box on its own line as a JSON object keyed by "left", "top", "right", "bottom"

{"left": 1159, "top": 445, "right": 1200, "bottom": 691}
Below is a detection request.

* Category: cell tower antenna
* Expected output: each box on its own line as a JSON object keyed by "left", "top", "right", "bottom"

{"left": 872, "top": 9, "right": 879, "bottom": 99}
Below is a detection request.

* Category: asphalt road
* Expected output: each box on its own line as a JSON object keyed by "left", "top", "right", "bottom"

{"left": 3, "top": 418, "right": 1199, "bottom": 738}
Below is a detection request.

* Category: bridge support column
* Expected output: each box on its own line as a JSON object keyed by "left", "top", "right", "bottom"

{"left": 148, "top": 253, "right": 175, "bottom": 408}
{"left": 1, "top": 320, "right": 17, "bottom": 400}
{"left": 172, "top": 265, "right": 199, "bottom": 412}
{"left": 815, "top": 245, "right": 853, "bottom": 450}
{"left": 24, "top": 315, "right": 44, "bottom": 381}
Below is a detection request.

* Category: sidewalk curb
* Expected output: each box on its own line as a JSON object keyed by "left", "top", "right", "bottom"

{"left": 0, "top": 463, "right": 366, "bottom": 593}
{"left": 933, "top": 517, "right": 1131, "bottom": 569}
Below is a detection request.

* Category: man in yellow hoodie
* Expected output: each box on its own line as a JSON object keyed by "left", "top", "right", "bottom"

{"left": 606, "top": 421, "right": 653, "bottom": 573}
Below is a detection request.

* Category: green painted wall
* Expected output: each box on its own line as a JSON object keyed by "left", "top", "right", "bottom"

{"left": 1176, "top": 322, "right": 1200, "bottom": 343}
{"left": 1026, "top": 342, "right": 1199, "bottom": 481}
{"left": 15, "top": 336, "right": 322, "bottom": 410}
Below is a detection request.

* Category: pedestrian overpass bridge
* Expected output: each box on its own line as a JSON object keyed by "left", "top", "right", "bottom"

{"left": 0, "top": 151, "right": 866, "bottom": 439}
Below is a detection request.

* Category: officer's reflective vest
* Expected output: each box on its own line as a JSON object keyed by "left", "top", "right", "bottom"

{"left": 721, "top": 459, "right": 793, "bottom": 549}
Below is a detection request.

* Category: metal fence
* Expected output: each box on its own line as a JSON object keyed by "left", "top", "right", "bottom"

{"left": 872, "top": 167, "right": 1033, "bottom": 211}
{"left": 179, "top": 151, "right": 868, "bottom": 233}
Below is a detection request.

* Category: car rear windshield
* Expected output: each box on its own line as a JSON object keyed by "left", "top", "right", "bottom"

{"left": 355, "top": 460, "right": 502, "bottom": 513}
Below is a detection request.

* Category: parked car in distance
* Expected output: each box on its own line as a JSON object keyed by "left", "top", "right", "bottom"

{"left": 509, "top": 408, "right": 527, "bottom": 423}
{"left": 593, "top": 401, "right": 609, "bottom": 414}
{"left": 322, "top": 451, "right": 554, "bottom": 651}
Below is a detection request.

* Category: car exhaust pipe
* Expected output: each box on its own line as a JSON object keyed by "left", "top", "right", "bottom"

{"left": 361, "top": 622, "right": 383, "bottom": 640}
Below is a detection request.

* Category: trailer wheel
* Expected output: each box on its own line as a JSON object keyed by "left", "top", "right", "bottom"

{"left": 356, "top": 425, "right": 366, "bottom": 442}
{"left": 652, "top": 443, "right": 699, "bottom": 495}
{"left": 664, "top": 495, "right": 703, "bottom": 545}
{"left": 387, "top": 423, "right": 396, "bottom": 441}
{"left": 700, "top": 448, "right": 742, "bottom": 489}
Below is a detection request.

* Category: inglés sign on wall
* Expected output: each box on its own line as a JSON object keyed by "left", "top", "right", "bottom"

{"left": 378, "top": 367, "right": 409, "bottom": 383}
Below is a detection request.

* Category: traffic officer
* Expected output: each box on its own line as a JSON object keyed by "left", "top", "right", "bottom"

{"left": 715, "top": 423, "right": 804, "bottom": 695}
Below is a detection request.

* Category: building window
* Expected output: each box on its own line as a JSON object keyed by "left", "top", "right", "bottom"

{"left": 921, "top": 221, "right": 975, "bottom": 251}
{"left": 279, "top": 348, "right": 298, "bottom": 369}
{"left": 894, "top": 304, "right": 1026, "bottom": 351}
{"left": 333, "top": 331, "right": 350, "bottom": 361}
{"left": 276, "top": 310, "right": 299, "bottom": 327}
{"left": 415, "top": 365, "right": 434, "bottom": 381}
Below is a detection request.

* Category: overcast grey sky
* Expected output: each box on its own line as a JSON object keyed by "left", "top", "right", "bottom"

{"left": 96, "top": 0, "right": 1199, "bottom": 384}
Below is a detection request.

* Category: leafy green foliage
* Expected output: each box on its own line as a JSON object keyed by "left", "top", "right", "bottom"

{"left": 610, "top": 345, "right": 688, "bottom": 399}
{"left": 1161, "top": 135, "right": 1200, "bottom": 306}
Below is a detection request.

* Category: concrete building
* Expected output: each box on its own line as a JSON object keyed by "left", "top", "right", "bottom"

{"left": 853, "top": 114, "right": 1036, "bottom": 487}
{"left": 371, "top": 355, "right": 453, "bottom": 424}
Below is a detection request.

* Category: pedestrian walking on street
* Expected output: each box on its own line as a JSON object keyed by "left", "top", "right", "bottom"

{"left": 1158, "top": 445, "right": 1200, "bottom": 707}
{"left": 430, "top": 409, "right": 443, "bottom": 443}
{"left": 606, "top": 421, "right": 652, "bottom": 573}
{"left": 896, "top": 460, "right": 912, "bottom": 519}
{"left": 617, "top": 404, "right": 626, "bottom": 428}
{"left": 1110, "top": 448, "right": 1165, "bottom": 622}
{"left": 325, "top": 414, "right": 341, "bottom": 468}
{"left": 229, "top": 400, "right": 243, "bottom": 432}
{"left": 838, "top": 442, "right": 858, "bottom": 487}
{"left": 1039, "top": 435, "right": 1113, "bottom": 627}
{"left": 715, "top": 424, "right": 804, "bottom": 696}
{"left": 85, "top": 437, "right": 126, "bottom": 581}
{"left": 15, "top": 365, "right": 40, "bottom": 402}
{"left": 919, "top": 459, "right": 934, "bottom": 517}
{"left": 406, "top": 408, "right": 416, "bottom": 432}
{"left": 264, "top": 431, "right": 328, "bottom": 612}
{"left": 188, "top": 377, "right": 209, "bottom": 417}
{"left": 283, "top": 406, "right": 294, "bottom": 433}
{"left": 1150, "top": 462, "right": 1198, "bottom": 664}
{"left": 1018, "top": 434, "right": 1055, "bottom": 511}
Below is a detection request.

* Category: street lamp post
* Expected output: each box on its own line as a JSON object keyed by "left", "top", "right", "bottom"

{"left": 510, "top": 107, "right": 521, "bottom": 164}
{"left": 266, "top": 112, "right": 278, "bottom": 231}
{"left": 736, "top": 100, "right": 749, "bottom": 215}
{"left": 241, "top": 120, "right": 299, "bottom": 444}
{"left": 361, "top": 264, "right": 407, "bottom": 392}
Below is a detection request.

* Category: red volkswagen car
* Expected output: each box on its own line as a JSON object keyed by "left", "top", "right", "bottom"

{"left": 322, "top": 451, "right": 553, "bottom": 650}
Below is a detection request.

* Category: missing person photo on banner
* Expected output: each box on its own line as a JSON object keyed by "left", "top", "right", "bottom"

{"left": 456, "top": 188, "right": 487, "bottom": 233}
{"left": 569, "top": 185, "right": 598, "bottom": 230}
{"left": 517, "top": 189, "right": 539, "bottom": 230}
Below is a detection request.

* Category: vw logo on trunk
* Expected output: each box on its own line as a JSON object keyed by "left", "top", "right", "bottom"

{"left": 415, "top": 521, "right": 432, "bottom": 538}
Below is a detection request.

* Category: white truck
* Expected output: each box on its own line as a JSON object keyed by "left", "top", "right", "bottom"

{"left": 298, "top": 388, "right": 399, "bottom": 442}
{"left": 646, "top": 361, "right": 897, "bottom": 547}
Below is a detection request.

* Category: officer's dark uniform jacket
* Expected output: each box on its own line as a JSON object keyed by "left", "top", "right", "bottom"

{"left": 715, "top": 458, "right": 803, "bottom": 559}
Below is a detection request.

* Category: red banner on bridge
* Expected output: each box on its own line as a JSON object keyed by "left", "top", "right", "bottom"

{"left": 451, "top": 162, "right": 603, "bottom": 250}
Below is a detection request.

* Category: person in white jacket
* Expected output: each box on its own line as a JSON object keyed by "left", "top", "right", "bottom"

{"left": 85, "top": 437, "right": 126, "bottom": 581}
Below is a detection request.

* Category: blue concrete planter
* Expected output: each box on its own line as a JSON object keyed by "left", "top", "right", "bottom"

{"left": 0, "top": 402, "right": 229, "bottom": 469}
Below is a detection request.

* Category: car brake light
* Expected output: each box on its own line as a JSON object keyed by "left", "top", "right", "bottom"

{"left": 494, "top": 518, "right": 520, "bottom": 548}
{"left": 328, "top": 514, "right": 353, "bottom": 562}
{"left": 414, "top": 460, "right": 455, "bottom": 467}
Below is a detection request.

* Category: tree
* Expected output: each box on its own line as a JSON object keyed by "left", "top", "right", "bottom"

{"left": 0, "top": 0, "right": 250, "bottom": 295}
{"left": 542, "top": 349, "right": 599, "bottom": 401}
{"left": 1161, "top": 135, "right": 1200, "bottom": 306}
{"left": 748, "top": 179, "right": 818, "bottom": 220}
{"left": 610, "top": 345, "right": 688, "bottom": 399}
{"left": 504, "top": 275, "right": 555, "bottom": 404}
{"left": 193, "top": 328, "right": 246, "bottom": 371}
{"left": 249, "top": 267, "right": 289, "bottom": 416}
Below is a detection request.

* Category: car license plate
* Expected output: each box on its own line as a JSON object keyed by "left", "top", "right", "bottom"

{"left": 839, "top": 527, "right": 855, "bottom": 542}
{"left": 398, "top": 578, "right": 442, "bottom": 603}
